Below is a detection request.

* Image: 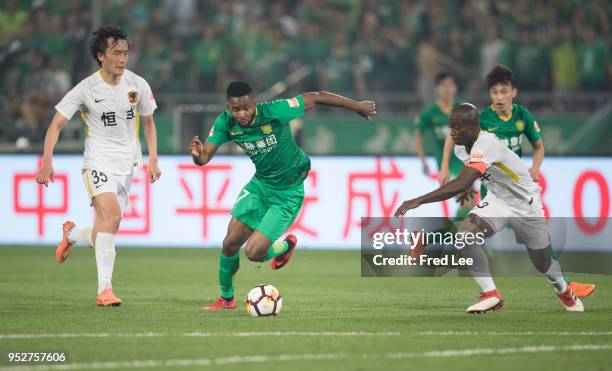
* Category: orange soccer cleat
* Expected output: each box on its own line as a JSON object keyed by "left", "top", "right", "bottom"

{"left": 466, "top": 289, "right": 504, "bottom": 314}
{"left": 96, "top": 288, "right": 122, "bottom": 307}
{"left": 270, "top": 234, "right": 297, "bottom": 270}
{"left": 55, "top": 221, "right": 75, "bottom": 263}
{"left": 568, "top": 281, "right": 596, "bottom": 299}
{"left": 202, "top": 297, "right": 236, "bottom": 311}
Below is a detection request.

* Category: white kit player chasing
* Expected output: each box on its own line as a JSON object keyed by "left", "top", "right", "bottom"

{"left": 394, "top": 103, "right": 583, "bottom": 313}
{"left": 35, "top": 26, "right": 161, "bottom": 307}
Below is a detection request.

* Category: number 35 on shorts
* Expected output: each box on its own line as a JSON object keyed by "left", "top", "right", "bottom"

{"left": 82, "top": 169, "right": 111, "bottom": 202}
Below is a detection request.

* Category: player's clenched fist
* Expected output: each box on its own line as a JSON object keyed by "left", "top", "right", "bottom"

{"left": 355, "top": 101, "right": 376, "bottom": 121}
{"left": 35, "top": 162, "right": 54, "bottom": 187}
{"left": 148, "top": 160, "right": 161, "bottom": 183}
{"left": 190, "top": 135, "right": 204, "bottom": 165}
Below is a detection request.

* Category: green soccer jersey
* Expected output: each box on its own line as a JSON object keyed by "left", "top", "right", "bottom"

{"left": 416, "top": 100, "right": 463, "bottom": 173}
{"left": 207, "top": 96, "right": 310, "bottom": 189}
{"left": 479, "top": 103, "right": 542, "bottom": 157}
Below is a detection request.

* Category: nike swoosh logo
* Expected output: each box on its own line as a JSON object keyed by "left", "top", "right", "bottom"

{"left": 230, "top": 131, "right": 242, "bottom": 136}
{"left": 95, "top": 184, "right": 104, "bottom": 189}
{"left": 94, "top": 98, "right": 104, "bottom": 103}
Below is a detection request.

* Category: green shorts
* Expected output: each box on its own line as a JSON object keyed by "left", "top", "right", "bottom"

{"left": 231, "top": 177, "right": 304, "bottom": 242}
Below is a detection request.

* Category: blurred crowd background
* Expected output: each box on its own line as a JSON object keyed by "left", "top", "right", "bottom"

{"left": 0, "top": 0, "right": 610, "bottom": 153}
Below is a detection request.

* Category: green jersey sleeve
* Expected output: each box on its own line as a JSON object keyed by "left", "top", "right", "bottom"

{"left": 416, "top": 110, "right": 429, "bottom": 131}
{"left": 206, "top": 113, "right": 230, "bottom": 146}
{"left": 260, "top": 95, "right": 305, "bottom": 124}
{"left": 522, "top": 107, "right": 542, "bottom": 144}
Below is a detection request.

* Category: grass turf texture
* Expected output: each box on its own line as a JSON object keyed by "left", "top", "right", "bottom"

{"left": 1, "top": 246, "right": 611, "bottom": 371}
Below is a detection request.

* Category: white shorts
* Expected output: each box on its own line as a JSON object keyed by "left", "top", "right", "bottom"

{"left": 82, "top": 168, "right": 133, "bottom": 215}
{"left": 469, "top": 192, "right": 550, "bottom": 250}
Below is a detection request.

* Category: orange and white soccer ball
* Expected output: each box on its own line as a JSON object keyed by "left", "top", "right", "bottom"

{"left": 246, "top": 284, "right": 283, "bottom": 317}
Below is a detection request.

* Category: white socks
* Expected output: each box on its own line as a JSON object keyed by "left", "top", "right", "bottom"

{"left": 473, "top": 276, "right": 497, "bottom": 292}
{"left": 544, "top": 260, "right": 568, "bottom": 293}
{"left": 95, "top": 232, "right": 116, "bottom": 295}
{"left": 68, "top": 227, "right": 93, "bottom": 247}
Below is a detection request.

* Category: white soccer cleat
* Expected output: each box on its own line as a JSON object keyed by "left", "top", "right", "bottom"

{"left": 466, "top": 289, "right": 504, "bottom": 314}
{"left": 556, "top": 287, "right": 584, "bottom": 312}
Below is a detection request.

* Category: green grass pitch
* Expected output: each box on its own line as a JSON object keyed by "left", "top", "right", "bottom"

{"left": 1, "top": 246, "right": 611, "bottom": 371}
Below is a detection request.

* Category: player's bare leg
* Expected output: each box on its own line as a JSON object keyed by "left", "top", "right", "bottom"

{"left": 92, "top": 193, "right": 123, "bottom": 307}
{"left": 203, "top": 218, "right": 252, "bottom": 311}
{"left": 244, "top": 231, "right": 297, "bottom": 270}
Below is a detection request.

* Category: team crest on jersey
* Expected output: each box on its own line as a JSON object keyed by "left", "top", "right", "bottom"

{"left": 515, "top": 120, "right": 525, "bottom": 131}
{"left": 261, "top": 124, "right": 273, "bottom": 134}
{"left": 470, "top": 150, "right": 485, "bottom": 162}
{"left": 128, "top": 91, "right": 139, "bottom": 105}
{"left": 287, "top": 98, "right": 299, "bottom": 107}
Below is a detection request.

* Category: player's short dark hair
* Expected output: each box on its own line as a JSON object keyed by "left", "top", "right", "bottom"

{"left": 88, "top": 26, "right": 128, "bottom": 67}
{"left": 226, "top": 81, "right": 252, "bottom": 98}
{"left": 435, "top": 72, "right": 454, "bottom": 85}
{"left": 486, "top": 64, "right": 516, "bottom": 88}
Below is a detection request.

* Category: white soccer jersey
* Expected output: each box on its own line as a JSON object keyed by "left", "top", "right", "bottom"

{"left": 454, "top": 131, "right": 540, "bottom": 204}
{"left": 55, "top": 69, "right": 157, "bottom": 175}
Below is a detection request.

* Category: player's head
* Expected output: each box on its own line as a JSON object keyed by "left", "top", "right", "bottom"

{"left": 434, "top": 72, "right": 457, "bottom": 103}
{"left": 449, "top": 103, "right": 480, "bottom": 146}
{"left": 226, "top": 81, "right": 256, "bottom": 127}
{"left": 89, "top": 26, "right": 129, "bottom": 75}
{"left": 486, "top": 64, "right": 516, "bottom": 115}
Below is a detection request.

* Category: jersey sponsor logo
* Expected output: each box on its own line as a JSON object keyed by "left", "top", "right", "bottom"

{"left": 470, "top": 150, "right": 485, "bottom": 162}
{"left": 534, "top": 121, "right": 541, "bottom": 132}
{"left": 287, "top": 98, "right": 300, "bottom": 108}
{"left": 128, "top": 91, "right": 139, "bottom": 104}
{"left": 261, "top": 124, "right": 273, "bottom": 134}
{"left": 516, "top": 120, "right": 525, "bottom": 131}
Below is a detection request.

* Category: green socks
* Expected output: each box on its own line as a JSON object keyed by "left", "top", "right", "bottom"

{"left": 266, "top": 240, "right": 289, "bottom": 261}
{"left": 219, "top": 252, "right": 240, "bottom": 299}
{"left": 218, "top": 241, "right": 288, "bottom": 298}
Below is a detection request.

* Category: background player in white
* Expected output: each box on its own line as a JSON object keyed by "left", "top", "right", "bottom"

{"left": 394, "top": 103, "right": 583, "bottom": 313}
{"left": 35, "top": 26, "right": 161, "bottom": 307}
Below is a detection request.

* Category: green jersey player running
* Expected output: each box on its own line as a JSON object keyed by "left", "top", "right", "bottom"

{"left": 440, "top": 64, "right": 595, "bottom": 299}
{"left": 190, "top": 81, "right": 376, "bottom": 311}
{"left": 414, "top": 72, "right": 473, "bottom": 219}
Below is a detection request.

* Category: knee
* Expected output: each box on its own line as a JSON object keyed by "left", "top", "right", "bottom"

{"left": 222, "top": 237, "right": 242, "bottom": 256}
{"left": 99, "top": 211, "right": 122, "bottom": 230}
{"left": 244, "top": 243, "right": 266, "bottom": 262}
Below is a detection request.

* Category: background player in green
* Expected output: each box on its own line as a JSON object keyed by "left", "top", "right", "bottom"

{"left": 440, "top": 64, "right": 595, "bottom": 299}
{"left": 190, "top": 81, "right": 376, "bottom": 311}
{"left": 414, "top": 72, "right": 472, "bottom": 219}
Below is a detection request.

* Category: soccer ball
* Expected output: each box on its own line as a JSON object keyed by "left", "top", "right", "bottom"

{"left": 246, "top": 284, "right": 283, "bottom": 317}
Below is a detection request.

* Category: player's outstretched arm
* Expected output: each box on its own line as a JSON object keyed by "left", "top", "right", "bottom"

{"left": 190, "top": 136, "right": 218, "bottom": 166}
{"left": 140, "top": 115, "right": 161, "bottom": 183}
{"left": 394, "top": 166, "right": 481, "bottom": 217}
{"left": 301, "top": 91, "right": 376, "bottom": 121}
{"left": 36, "top": 112, "right": 69, "bottom": 187}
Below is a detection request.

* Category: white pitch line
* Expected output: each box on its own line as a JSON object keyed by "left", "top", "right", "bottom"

{"left": 1, "top": 344, "right": 610, "bottom": 371}
{"left": 0, "top": 331, "right": 400, "bottom": 340}
{"left": 418, "top": 331, "right": 612, "bottom": 336}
